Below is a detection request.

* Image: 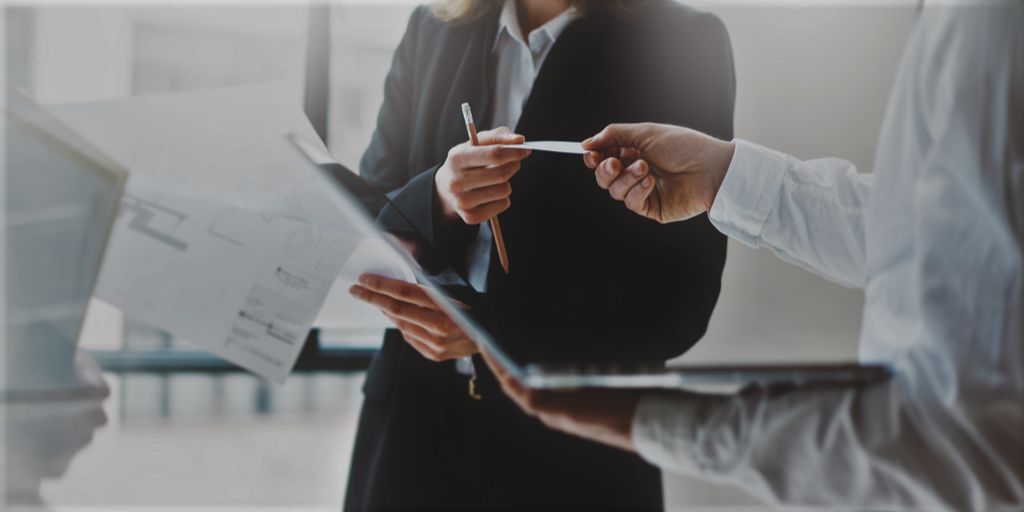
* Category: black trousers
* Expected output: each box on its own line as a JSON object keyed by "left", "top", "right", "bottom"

{"left": 344, "top": 330, "right": 663, "bottom": 511}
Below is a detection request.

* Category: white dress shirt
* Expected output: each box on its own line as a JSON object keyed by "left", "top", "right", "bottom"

{"left": 456, "top": 0, "right": 579, "bottom": 376}
{"left": 464, "top": 0, "right": 580, "bottom": 293}
{"left": 631, "top": 3, "right": 1024, "bottom": 511}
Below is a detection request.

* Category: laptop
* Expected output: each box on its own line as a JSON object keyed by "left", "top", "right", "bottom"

{"left": 3, "top": 82, "right": 127, "bottom": 401}
{"left": 290, "top": 135, "right": 889, "bottom": 390}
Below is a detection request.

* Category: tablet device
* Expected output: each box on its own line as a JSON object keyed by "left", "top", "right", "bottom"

{"left": 290, "top": 135, "right": 889, "bottom": 390}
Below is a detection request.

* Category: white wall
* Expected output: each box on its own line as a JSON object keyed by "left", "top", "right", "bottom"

{"left": 676, "top": 5, "right": 918, "bottom": 367}
{"left": 664, "top": 5, "right": 919, "bottom": 508}
{"left": 0, "top": 8, "right": 8, "bottom": 504}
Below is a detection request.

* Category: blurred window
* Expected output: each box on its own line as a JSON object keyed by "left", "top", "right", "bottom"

{"left": 5, "top": 7, "right": 35, "bottom": 92}
{"left": 131, "top": 20, "right": 300, "bottom": 95}
{"left": 326, "top": 4, "right": 416, "bottom": 168}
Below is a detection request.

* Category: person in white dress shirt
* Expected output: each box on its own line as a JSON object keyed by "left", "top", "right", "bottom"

{"left": 482, "top": 2, "right": 1024, "bottom": 511}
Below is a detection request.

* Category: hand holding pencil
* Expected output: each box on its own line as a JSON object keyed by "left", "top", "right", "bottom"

{"left": 433, "top": 104, "right": 530, "bottom": 273}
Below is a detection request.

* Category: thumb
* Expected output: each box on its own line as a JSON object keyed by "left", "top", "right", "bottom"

{"left": 477, "top": 126, "right": 524, "bottom": 146}
{"left": 582, "top": 123, "right": 653, "bottom": 153}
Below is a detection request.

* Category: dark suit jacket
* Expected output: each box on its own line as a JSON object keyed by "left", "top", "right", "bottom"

{"left": 345, "top": 2, "right": 735, "bottom": 510}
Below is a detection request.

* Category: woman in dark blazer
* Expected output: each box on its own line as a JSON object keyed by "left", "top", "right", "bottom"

{"left": 345, "top": 0, "right": 735, "bottom": 510}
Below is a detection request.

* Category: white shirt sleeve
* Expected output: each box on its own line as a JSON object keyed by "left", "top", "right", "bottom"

{"left": 631, "top": 375, "right": 1024, "bottom": 511}
{"left": 708, "top": 139, "right": 872, "bottom": 289}
{"left": 632, "top": 3, "right": 1024, "bottom": 510}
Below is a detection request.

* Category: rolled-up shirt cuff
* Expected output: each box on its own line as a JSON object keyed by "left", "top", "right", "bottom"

{"left": 631, "top": 392, "right": 708, "bottom": 475}
{"left": 707, "top": 139, "right": 789, "bottom": 248}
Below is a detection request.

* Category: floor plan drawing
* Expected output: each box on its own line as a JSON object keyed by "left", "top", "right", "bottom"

{"left": 119, "top": 194, "right": 189, "bottom": 251}
{"left": 48, "top": 84, "right": 413, "bottom": 382}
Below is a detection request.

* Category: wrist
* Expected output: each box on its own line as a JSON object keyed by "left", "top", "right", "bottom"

{"left": 612, "top": 391, "right": 643, "bottom": 453}
{"left": 705, "top": 140, "right": 735, "bottom": 212}
{"left": 433, "top": 167, "right": 460, "bottom": 229}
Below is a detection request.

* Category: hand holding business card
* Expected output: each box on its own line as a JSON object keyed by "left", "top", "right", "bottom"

{"left": 502, "top": 141, "right": 587, "bottom": 155}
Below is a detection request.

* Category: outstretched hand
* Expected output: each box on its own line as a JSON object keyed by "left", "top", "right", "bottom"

{"left": 479, "top": 349, "right": 642, "bottom": 453}
{"left": 582, "top": 123, "right": 735, "bottom": 224}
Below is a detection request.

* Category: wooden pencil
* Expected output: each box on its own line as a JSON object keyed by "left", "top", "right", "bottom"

{"left": 461, "top": 102, "right": 509, "bottom": 274}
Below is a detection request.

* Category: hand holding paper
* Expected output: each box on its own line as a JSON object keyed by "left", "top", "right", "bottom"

{"left": 349, "top": 273, "right": 478, "bottom": 362}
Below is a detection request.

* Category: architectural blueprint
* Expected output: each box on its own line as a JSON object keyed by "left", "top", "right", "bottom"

{"left": 98, "top": 191, "right": 357, "bottom": 382}
{"left": 50, "top": 83, "right": 413, "bottom": 382}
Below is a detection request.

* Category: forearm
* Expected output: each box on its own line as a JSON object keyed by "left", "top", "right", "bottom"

{"left": 631, "top": 375, "right": 1024, "bottom": 511}
{"left": 709, "top": 140, "right": 871, "bottom": 288}
{"left": 432, "top": 171, "right": 460, "bottom": 236}
{"left": 380, "top": 167, "right": 479, "bottom": 256}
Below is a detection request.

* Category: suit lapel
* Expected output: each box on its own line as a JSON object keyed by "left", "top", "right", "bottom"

{"left": 453, "top": 6, "right": 502, "bottom": 142}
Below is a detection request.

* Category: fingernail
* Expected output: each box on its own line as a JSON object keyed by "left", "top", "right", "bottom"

{"left": 505, "top": 133, "right": 518, "bottom": 140}
{"left": 631, "top": 165, "right": 643, "bottom": 177}
{"left": 583, "top": 137, "right": 594, "bottom": 145}
{"left": 349, "top": 285, "right": 363, "bottom": 298}
{"left": 358, "top": 274, "right": 370, "bottom": 285}
{"left": 642, "top": 176, "right": 651, "bottom": 188}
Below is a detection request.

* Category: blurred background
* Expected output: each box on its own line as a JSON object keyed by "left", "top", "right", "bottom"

{"left": 2, "top": 0, "right": 917, "bottom": 509}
